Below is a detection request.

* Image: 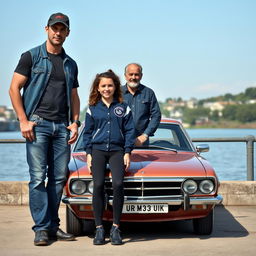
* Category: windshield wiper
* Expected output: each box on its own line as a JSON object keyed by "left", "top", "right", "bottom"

{"left": 144, "top": 145, "right": 178, "bottom": 153}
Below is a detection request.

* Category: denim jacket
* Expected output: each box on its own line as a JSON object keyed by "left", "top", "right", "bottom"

{"left": 122, "top": 84, "right": 161, "bottom": 137}
{"left": 22, "top": 41, "right": 78, "bottom": 121}
{"left": 83, "top": 100, "right": 135, "bottom": 154}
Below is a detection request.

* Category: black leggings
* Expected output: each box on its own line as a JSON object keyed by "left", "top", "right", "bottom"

{"left": 91, "top": 149, "right": 125, "bottom": 226}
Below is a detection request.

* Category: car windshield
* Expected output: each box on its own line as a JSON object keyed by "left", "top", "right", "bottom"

{"left": 73, "top": 122, "right": 193, "bottom": 152}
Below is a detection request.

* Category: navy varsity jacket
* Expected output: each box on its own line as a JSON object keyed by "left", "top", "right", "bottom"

{"left": 83, "top": 100, "right": 135, "bottom": 154}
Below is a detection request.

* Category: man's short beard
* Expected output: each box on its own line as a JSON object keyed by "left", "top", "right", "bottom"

{"left": 127, "top": 82, "right": 139, "bottom": 88}
{"left": 49, "top": 37, "right": 64, "bottom": 47}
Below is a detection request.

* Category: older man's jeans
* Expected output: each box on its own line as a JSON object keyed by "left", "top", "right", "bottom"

{"left": 26, "top": 117, "right": 70, "bottom": 232}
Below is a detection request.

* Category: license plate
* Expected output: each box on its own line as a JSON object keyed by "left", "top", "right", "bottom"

{"left": 122, "top": 204, "right": 168, "bottom": 213}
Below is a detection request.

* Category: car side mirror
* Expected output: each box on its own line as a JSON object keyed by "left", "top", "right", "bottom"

{"left": 196, "top": 144, "right": 209, "bottom": 153}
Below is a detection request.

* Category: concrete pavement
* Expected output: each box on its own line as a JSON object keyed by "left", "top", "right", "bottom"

{"left": 0, "top": 205, "right": 255, "bottom": 256}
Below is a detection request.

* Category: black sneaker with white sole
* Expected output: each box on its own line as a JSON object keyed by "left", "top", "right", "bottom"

{"left": 110, "top": 226, "right": 123, "bottom": 245}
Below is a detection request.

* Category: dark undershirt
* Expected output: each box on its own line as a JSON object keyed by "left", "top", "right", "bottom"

{"left": 15, "top": 51, "right": 79, "bottom": 121}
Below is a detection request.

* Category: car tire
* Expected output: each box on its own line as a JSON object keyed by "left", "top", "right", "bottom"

{"left": 193, "top": 209, "right": 213, "bottom": 235}
{"left": 66, "top": 206, "right": 82, "bottom": 236}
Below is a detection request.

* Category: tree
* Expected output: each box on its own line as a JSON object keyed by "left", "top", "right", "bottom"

{"left": 223, "top": 93, "right": 234, "bottom": 101}
{"left": 183, "top": 107, "right": 210, "bottom": 125}
{"left": 159, "top": 102, "right": 170, "bottom": 118}
{"left": 245, "top": 87, "right": 256, "bottom": 99}
{"left": 161, "top": 109, "right": 170, "bottom": 118}
{"left": 234, "top": 92, "right": 246, "bottom": 103}
{"left": 165, "top": 98, "right": 173, "bottom": 103}
{"left": 210, "top": 110, "right": 220, "bottom": 121}
{"left": 236, "top": 104, "right": 256, "bottom": 122}
{"left": 222, "top": 105, "right": 238, "bottom": 120}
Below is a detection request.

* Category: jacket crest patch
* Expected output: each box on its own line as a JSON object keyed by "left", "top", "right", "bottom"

{"left": 114, "top": 106, "right": 125, "bottom": 117}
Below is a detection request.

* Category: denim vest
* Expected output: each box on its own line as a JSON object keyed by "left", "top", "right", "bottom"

{"left": 22, "top": 41, "right": 78, "bottom": 121}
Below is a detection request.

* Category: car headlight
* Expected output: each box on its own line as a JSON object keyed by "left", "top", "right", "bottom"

{"left": 199, "top": 180, "right": 214, "bottom": 194}
{"left": 88, "top": 181, "right": 94, "bottom": 194}
{"left": 183, "top": 179, "right": 197, "bottom": 194}
{"left": 71, "top": 180, "right": 87, "bottom": 195}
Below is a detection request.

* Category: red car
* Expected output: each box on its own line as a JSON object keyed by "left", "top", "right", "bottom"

{"left": 62, "top": 119, "right": 222, "bottom": 235}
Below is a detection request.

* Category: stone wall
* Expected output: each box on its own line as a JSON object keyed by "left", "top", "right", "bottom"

{"left": 218, "top": 181, "right": 256, "bottom": 205}
{"left": 0, "top": 181, "right": 256, "bottom": 205}
{"left": 0, "top": 181, "right": 28, "bottom": 205}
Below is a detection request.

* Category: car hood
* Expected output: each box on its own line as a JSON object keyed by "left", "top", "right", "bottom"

{"left": 70, "top": 151, "right": 208, "bottom": 178}
{"left": 127, "top": 151, "right": 207, "bottom": 177}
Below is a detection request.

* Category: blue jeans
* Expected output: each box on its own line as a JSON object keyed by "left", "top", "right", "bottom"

{"left": 26, "top": 115, "right": 70, "bottom": 232}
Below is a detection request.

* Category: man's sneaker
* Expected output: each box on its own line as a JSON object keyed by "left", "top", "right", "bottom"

{"left": 110, "top": 225, "right": 123, "bottom": 245}
{"left": 49, "top": 228, "right": 75, "bottom": 241}
{"left": 34, "top": 230, "right": 49, "bottom": 246}
{"left": 93, "top": 226, "right": 105, "bottom": 245}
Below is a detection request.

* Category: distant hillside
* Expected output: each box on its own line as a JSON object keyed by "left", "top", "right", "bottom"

{"left": 197, "top": 87, "right": 256, "bottom": 105}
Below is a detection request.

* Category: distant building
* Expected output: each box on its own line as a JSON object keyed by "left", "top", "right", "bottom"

{"left": 246, "top": 99, "right": 256, "bottom": 104}
{"left": 0, "top": 105, "right": 19, "bottom": 131}
{"left": 203, "top": 102, "right": 225, "bottom": 112}
{"left": 203, "top": 101, "right": 237, "bottom": 117}
{"left": 4, "top": 108, "right": 16, "bottom": 120}
{"left": 195, "top": 116, "right": 209, "bottom": 125}
{"left": 169, "top": 109, "right": 183, "bottom": 119}
{"left": 164, "top": 105, "right": 174, "bottom": 112}
{"left": 166, "top": 99, "right": 186, "bottom": 108}
{"left": 0, "top": 105, "right": 7, "bottom": 114}
{"left": 186, "top": 98, "right": 198, "bottom": 109}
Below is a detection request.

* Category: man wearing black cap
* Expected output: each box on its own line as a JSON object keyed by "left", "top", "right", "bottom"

{"left": 9, "top": 13, "right": 80, "bottom": 246}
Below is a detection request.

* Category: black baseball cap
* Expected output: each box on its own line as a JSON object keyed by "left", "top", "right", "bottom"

{"left": 47, "top": 12, "right": 70, "bottom": 29}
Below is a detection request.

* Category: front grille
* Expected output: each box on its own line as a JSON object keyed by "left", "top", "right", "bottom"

{"left": 104, "top": 178, "right": 183, "bottom": 198}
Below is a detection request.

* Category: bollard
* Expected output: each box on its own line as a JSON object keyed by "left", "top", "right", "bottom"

{"left": 245, "top": 135, "right": 255, "bottom": 181}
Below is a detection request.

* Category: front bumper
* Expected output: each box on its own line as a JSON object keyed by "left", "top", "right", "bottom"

{"left": 62, "top": 194, "right": 223, "bottom": 207}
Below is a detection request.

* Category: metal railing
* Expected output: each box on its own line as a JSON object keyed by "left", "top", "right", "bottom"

{"left": 192, "top": 135, "right": 255, "bottom": 181}
{"left": 0, "top": 139, "right": 25, "bottom": 143}
{"left": 0, "top": 136, "right": 255, "bottom": 181}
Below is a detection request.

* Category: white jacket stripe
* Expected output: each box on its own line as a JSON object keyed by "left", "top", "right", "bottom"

{"left": 124, "top": 106, "right": 131, "bottom": 117}
{"left": 86, "top": 108, "right": 92, "bottom": 116}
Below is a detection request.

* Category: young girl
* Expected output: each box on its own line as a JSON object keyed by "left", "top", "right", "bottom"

{"left": 83, "top": 70, "right": 135, "bottom": 245}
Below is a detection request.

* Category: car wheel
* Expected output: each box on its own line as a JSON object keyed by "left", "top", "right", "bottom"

{"left": 193, "top": 209, "right": 213, "bottom": 235}
{"left": 66, "top": 206, "right": 82, "bottom": 236}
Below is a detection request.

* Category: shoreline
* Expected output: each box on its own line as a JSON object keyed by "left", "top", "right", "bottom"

{"left": 187, "top": 121, "right": 256, "bottom": 129}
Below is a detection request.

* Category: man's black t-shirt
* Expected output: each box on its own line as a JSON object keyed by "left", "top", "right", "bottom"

{"left": 15, "top": 51, "right": 79, "bottom": 121}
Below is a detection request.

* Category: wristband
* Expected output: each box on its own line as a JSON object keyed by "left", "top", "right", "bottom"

{"left": 73, "top": 120, "right": 81, "bottom": 127}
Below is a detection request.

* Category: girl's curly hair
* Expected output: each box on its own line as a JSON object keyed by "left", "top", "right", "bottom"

{"left": 88, "top": 69, "right": 123, "bottom": 106}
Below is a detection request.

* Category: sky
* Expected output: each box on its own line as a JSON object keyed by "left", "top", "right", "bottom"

{"left": 1, "top": 0, "right": 256, "bottom": 110}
